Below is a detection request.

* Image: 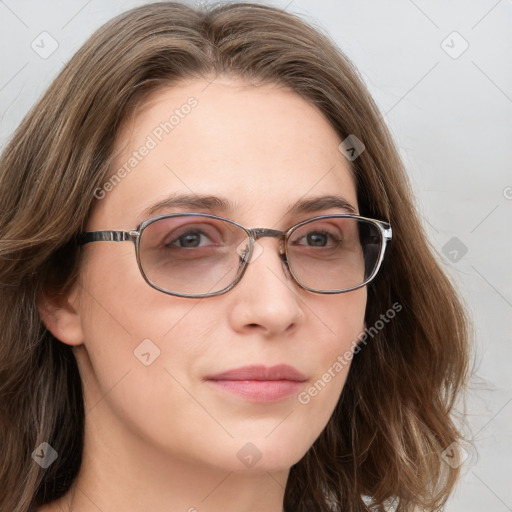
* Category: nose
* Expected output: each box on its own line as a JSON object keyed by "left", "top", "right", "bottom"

{"left": 227, "top": 237, "right": 304, "bottom": 337}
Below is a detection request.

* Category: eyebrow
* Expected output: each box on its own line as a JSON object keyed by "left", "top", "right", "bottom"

{"left": 142, "top": 194, "right": 236, "bottom": 217}
{"left": 288, "top": 195, "right": 357, "bottom": 215}
{"left": 142, "top": 193, "right": 357, "bottom": 218}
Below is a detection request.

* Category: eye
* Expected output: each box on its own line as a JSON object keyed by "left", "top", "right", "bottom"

{"left": 292, "top": 228, "right": 342, "bottom": 249}
{"left": 300, "top": 231, "right": 330, "bottom": 247}
{"left": 166, "top": 229, "right": 213, "bottom": 249}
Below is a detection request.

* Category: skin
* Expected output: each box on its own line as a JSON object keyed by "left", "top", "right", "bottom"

{"left": 39, "top": 76, "right": 367, "bottom": 512}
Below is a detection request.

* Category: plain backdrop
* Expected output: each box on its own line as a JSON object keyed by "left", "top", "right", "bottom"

{"left": 1, "top": 0, "right": 511, "bottom": 510}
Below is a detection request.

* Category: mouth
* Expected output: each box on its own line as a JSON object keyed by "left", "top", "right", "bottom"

{"left": 204, "top": 364, "right": 307, "bottom": 403}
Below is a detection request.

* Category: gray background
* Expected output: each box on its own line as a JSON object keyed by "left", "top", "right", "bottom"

{"left": 1, "top": 0, "right": 511, "bottom": 509}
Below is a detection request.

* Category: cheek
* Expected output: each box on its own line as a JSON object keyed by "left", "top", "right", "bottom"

{"left": 311, "top": 288, "right": 367, "bottom": 367}
{"left": 78, "top": 243, "right": 205, "bottom": 342}
{"left": 293, "top": 290, "right": 366, "bottom": 418}
{"left": 75, "top": 247, "right": 205, "bottom": 409}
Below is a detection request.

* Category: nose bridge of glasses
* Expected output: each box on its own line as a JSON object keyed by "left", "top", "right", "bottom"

{"left": 249, "top": 227, "right": 284, "bottom": 241}
{"left": 242, "top": 227, "right": 287, "bottom": 265}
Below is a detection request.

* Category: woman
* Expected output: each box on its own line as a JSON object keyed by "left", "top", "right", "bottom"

{"left": 0, "top": 2, "right": 470, "bottom": 511}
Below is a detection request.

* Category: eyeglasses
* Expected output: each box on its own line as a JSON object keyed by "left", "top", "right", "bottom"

{"left": 78, "top": 213, "right": 392, "bottom": 298}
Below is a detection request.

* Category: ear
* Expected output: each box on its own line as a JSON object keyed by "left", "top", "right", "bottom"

{"left": 38, "top": 283, "right": 84, "bottom": 346}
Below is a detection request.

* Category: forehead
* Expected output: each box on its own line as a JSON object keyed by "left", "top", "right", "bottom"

{"left": 89, "top": 77, "right": 358, "bottom": 229}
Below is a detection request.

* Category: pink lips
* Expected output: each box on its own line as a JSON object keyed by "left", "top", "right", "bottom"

{"left": 205, "top": 364, "right": 307, "bottom": 403}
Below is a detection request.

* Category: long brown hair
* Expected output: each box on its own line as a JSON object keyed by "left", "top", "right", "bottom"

{"left": 0, "top": 2, "right": 471, "bottom": 511}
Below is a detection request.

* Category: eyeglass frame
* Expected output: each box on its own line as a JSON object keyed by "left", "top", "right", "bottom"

{"left": 77, "top": 212, "right": 392, "bottom": 298}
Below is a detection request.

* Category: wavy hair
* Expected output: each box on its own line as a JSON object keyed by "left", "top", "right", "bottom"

{"left": 0, "top": 2, "right": 470, "bottom": 511}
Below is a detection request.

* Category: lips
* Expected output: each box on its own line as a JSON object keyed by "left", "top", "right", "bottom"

{"left": 206, "top": 364, "right": 307, "bottom": 382}
{"left": 204, "top": 365, "right": 307, "bottom": 403}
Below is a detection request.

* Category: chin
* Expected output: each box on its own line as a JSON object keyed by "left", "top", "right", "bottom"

{"left": 222, "top": 434, "right": 311, "bottom": 474}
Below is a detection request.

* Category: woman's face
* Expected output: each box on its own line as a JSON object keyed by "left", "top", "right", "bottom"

{"left": 69, "top": 77, "right": 366, "bottom": 476}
